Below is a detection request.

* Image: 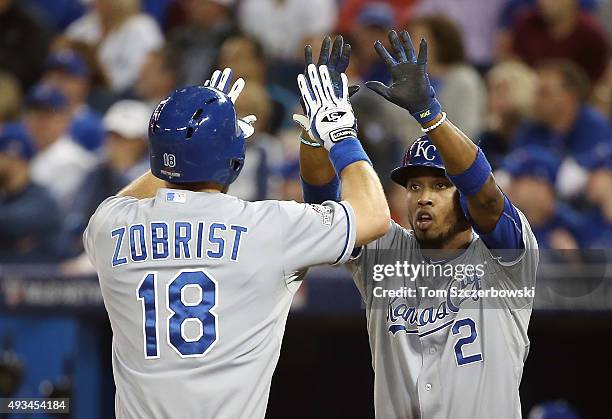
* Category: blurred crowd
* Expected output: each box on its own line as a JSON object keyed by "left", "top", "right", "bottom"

{"left": 0, "top": 0, "right": 611, "bottom": 267}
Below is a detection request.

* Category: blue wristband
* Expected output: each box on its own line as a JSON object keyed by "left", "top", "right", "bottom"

{"left": 448, "top": 148, "right": 491, "bottom": 196}
{"left": 328, "top": 137, "right": 372, "bottom": 175}
{"left": 410, "top": 87, "right": 442, "bottom": 125}
{"left": 301, "top": 176, "right": 340, "bottom": 204}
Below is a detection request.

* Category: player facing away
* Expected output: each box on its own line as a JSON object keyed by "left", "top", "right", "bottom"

{"left": 298, "top": 34, "right": 539, "bottom": 418}
{"left": 84, "top": 66, "right": 390, "bottom": 419}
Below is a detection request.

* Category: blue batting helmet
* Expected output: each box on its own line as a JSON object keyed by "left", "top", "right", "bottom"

{"left": 390, "top": 136, "right": 446, "bottom": 186}
{"left": 149, "top": 86, "right": 249, "bottom": 185}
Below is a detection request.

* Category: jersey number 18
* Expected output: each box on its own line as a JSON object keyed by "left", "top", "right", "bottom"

{"left": 137, "top": 270, "right": 218, "bottom": 359}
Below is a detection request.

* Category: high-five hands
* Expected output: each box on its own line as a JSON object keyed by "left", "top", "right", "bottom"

{"left": 294, "top": 36, "right": 359, "bottom": 146}
{"left": 297, "top": 64, "right": 357, "bottom": 151}
{"left": 204, "top": 67, "right": 256, "bottom": 137}
{"left": 366, "top": 30, "right": 442, "bottom": 125}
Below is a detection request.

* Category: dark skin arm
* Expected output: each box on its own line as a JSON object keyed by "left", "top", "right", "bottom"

{"left": 299, "top": 133, "right": 336, "bottom": 186}
{"left": 423, "top": 116, "right": 504, "bottom": 234}
{"left": 366, "top": 30, "right": 505, "bottom": 234}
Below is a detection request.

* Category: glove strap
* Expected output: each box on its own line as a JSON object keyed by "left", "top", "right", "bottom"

{"left": 328, "top": 137, "right": 372, "bottom": 175}
{"left": 410, "top": 87, "right": 442, "bottom": 125}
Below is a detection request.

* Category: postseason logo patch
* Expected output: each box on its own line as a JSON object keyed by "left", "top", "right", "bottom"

{"left": 309, "top": 204, "right": 333, "bottom": 226}
{"left": 166, "top": 191, "right": 186, "bottom": 203}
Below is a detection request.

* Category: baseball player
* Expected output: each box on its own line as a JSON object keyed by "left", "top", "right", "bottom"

{"left": 84, "top": 66, "right": 390, "bottom": 418}
{"left": 298, "top": 33, "right": 539, "bottom": 418}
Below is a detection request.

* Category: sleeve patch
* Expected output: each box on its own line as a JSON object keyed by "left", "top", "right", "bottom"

{"left": 309, "top": 204, "right": 333, "bottom": 226}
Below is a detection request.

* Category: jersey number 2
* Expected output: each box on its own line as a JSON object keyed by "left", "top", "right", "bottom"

{"left": 452, "top": 318, "right": 483, "bottom": 366}
{"left": 137, "top": 270, "right": 218, "bottom": 359}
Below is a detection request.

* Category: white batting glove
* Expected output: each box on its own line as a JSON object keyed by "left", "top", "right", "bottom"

{"left": 204, "top": 68, "right": 245, "bottom": 103}
{"left": 204, "top": 67, "right": 257, "bottom": 139}
{"left": 295, "top": 64, "right": 357, "bottom": 151}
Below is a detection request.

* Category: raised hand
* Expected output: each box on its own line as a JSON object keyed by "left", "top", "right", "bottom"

{"left": 365, "top": 30, "right": 442, "bottom": 125}
{"left": 204, "top": 67, "right": 245, "bottom": 104}
{"left": 204, "top": 67, "right": 256, "bottom": 137}
{"left": 304, "top": 35, "right": 359, "bottom": 98}
{"left": 297, "top": 64, "right": 357, "bottom": 151}
{"left": 294, "top": 36, "right": 359, "bottom": 145}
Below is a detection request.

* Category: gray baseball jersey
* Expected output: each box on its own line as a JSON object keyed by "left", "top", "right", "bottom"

{"left": 347, "top": 209, "right": 538, "bottom": 419}
{"left": 84, "top": 188, "right": 356, "bottom": 419}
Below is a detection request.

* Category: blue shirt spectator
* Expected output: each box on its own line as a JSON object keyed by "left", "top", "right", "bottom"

{"left": 43, "top": 50, "right": 105, "bottom": 151}
{"left": 500, "top": 0, "right": 600, "bottom": 28}
{"left": 0, "top": 0, "right": 51, "bottom": 89}
{"left": 514, "top": 105, "right": 612, "bottom": 166}
{"left": 0, "top": 134, "right": 62, "bottom": 263}
{"left": 65, "top": 100, "right": 151, "bottom": 252}
{"left": 530, "top": 203, "right": 586, "bottom": 249}
{"left": 352, "top": 3, "right": 393, "bottom": 84}
{"left": 503, "top": 145, "right": 586, "bottom": 249}
{"left": 23, "top": 0, "right": 85, "bottom": 31}
{"left": 580, "top": 207, "right": 612, "bottom": 248}
{"left": 579, "top": 151, "right": 612, "bottom": 248}
{"left": 513, "top": 60, "right": 612, "bottom": 172}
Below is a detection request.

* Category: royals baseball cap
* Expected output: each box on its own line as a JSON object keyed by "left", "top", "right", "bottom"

{"left": 103, "top": 100, "right": 152, "bottom": 139}
{"left": 25, "top": 83, "right": 68, "bottom": 111}
{"left": 0, "top": 133, "right": 35, "bottom": 161}
{"left": 391, "top": 136, "right": 446, "bottom": 187}
{"left": 574, "top": 142, "right": 612, "bottom": 170}
{"left": 502, "top": 146, "right": 562, "bottom": 185}
{"left": 45, "top": 50, "right": 88, "bottom": 78}
{"left": 358, "top": 2, "right": 395, "bottom": 28}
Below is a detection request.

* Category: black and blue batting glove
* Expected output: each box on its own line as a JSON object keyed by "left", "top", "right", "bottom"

{"left": 366, "top": 30, "right": 442, "bottom": 125}
{"left": 305, "top": 35, "right": 360, "bottom": 99}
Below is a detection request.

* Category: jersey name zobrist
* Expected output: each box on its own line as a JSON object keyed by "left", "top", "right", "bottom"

{"left": 110, "top": 221, "right": 248, "bottom": 266}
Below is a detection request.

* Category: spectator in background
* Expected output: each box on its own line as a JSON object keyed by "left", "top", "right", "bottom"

{"left": 352, "top": 2, "right": 395, "bottom": 83}
{"left": 509, "top": 0, "right": 609, "bottom": 83}
{"left": 42, "top": 49, "right": 105, "bottom": 152}
{"left": 413, "top": 0, "right": 506, "bottom": 69}
{"left": 408, "top": 16, "right": 487, "bottom": 139}
{"left": 217, "top": 35, "right": 297, "bottom": 132}
{"left": 169, "top": 0, "right": 236, "bottom": 87}
{"left": 0, "top": 0, "right": 51, "bottom": 90}
{"left": 577, "top": 153, "right": 612, "bottom": 248}
{"left": 134, "top": 47, "right": 178, "bottom": 109}
{"left": 24, "top": 84, "right": 97, "bottom": 212}
{"left": 513, "top": 60, "right": 612, "bottom": 198}
{"left": 65, "top": 0, "right": 164, "bottom": 93}
{"left": 504, "top": 146, "right": 585, "bottom": 249}
{"left": 277, "top": 158, "right": 302, "bottom": 202}
{"left": 23, "top": 0, "right": 86, "bottom": 31}
{"left": 66, "top": 100, "right": 150, "bottom": 250}
{"left": 528, "top": 400, "right": 582, "bottom": 419}
{"left": 238, "top": 0, "right": 337, "bottom": 61}
{"left": 230, "top": 83, "right": 283, "bottom": 201}
{"left": 479, "top": 60, "right": 537, "bottom": 169}
{"left": 598, "top": 0, "right": 612, "bottom": 45}
{"left": 336, "top": 0, "right": 417, "bottom": 35}
{"left": 0, "top": 72, "right": 21, "bottom": 128}
{"left": 499, "top": 0, "right": 600, "bottom": 30}
{"left": 0, "top": 134, "right": 62, "bottom": 263}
